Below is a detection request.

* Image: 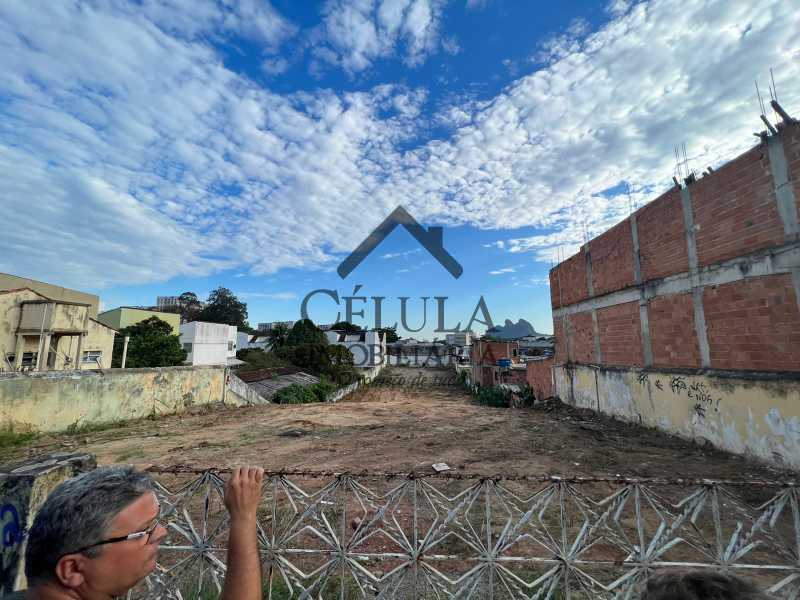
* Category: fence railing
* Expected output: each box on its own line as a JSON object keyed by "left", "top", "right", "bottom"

{"left": 129, "top": 468, "right": 800, "bottom": 599}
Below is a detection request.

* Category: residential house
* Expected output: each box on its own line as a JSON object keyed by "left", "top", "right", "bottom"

{"left": 179, "top": 321, "right": 238, "bottom": 366}
{"left": 96, "top": 307, "right": 181, "bottom": 334}
{"left": 257, "top": 320, "right": 294, "bottom": 331}
{"left": 325, "top": 329, "right": 386, "bottom": 368}
{"left": 470, "top": 339, "right": 522, "bottom": 387}
{"left": 445, "top": 331, "right": 472, "bottom": 347}
{"left": 0, "top": 273, "right": 100, "bottom": 317}
{"left": 0, "top": 288, "right": 115, "bottom": 371}
{"left": 156, "top": 296, "right": 180, "bottom": 311}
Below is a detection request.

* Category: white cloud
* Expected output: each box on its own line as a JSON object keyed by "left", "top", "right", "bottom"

{"left": 441, "top": 35, "right": 461, "bottom": 55}
{"left": 239, "top": 291, "right": 298, "bottom": 300}
{"left": 381, "top": 248, "right": 422, "bottom": 259}
{"left": 314, "top": 0, "right": 448, "bottom": 73}
{"left": 1, "top": 0, "right": 799, "bottom": 292}
{"left": 262, "top": 56, "right": 290, "bottom": 76}
{"left": 489, "top": 267, "right": 515, "bottom": 275}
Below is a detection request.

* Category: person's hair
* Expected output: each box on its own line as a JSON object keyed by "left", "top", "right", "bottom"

{"left": 24, "top": 465, "right": 153, "bottom": 584}
{"left": 640, "top": 570, "right": 769, "bottom": 600}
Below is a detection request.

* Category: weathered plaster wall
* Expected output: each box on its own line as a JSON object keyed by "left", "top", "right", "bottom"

{"left": 554, "top": 364, "right": 800, "bottom": 468}
{"left": 0, "top": 366, "right": 227, "bottom": 432}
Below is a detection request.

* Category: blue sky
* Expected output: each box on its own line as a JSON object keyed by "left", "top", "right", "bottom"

{"left": 1, "top": 0, "right": 798, "bottom": 338}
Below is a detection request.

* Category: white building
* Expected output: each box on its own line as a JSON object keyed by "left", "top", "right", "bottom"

{"left": 179, "top": 322, "right": 238, "bottom": 366}
{"left": 157, "top": 296, "right": 180, "bottom": 311}
{"left": 257, "top": 320, "right": 294, "bottom": 331}
{"left": 445, "top": 331, "right": 472, "bottom": 346}
{"left": 325, "top": 330, "right": 386, "bottom": 368}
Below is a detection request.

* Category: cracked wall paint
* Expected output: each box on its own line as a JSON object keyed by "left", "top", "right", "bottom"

{"left": 0, "top": 366, "right": 227, "bottom": 433}
{"left": 556, "top": 364, "right": 800, "bottom": 468}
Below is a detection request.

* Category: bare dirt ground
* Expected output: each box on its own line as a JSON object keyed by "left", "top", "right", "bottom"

{"left": 2, "top": 367, "right": 793, "bottom": 480}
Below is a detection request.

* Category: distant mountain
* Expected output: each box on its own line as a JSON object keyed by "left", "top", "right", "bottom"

{"left": 485, "top": 318, "right": 539, "bottom": 340}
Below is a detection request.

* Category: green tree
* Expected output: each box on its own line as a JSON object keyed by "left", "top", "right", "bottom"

{"left": 178, "top": 291, "right": 203, "bottom": 322}
{"left": 196, "top": 287, "right": 248, "bottom": 328}
{"left": 267, "top": 323, "right": 290, "bottom": 350}
{"left": 112, "top": 317, "right": 186, "bottom": 368}
{"left": 375, "top": 326, "right": 399, "bottom": 343}
{"left": 330, "top": 321, "right": 363, "bottom": 334}
{"left": 285, "top": 319, "right": 327, "bottom": 346}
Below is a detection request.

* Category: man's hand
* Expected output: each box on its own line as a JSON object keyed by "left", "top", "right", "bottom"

{"left": 221, "top": 466, "right": 264, "bottom": 600}
{"left": 224, "top": 466, "right": 264, "bottom": 524}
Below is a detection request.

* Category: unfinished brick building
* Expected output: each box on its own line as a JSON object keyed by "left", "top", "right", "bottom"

{"left": 549, "top": 117, "right": 800, "bottom": 468}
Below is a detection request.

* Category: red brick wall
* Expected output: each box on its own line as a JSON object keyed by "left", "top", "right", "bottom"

{"left": 554, "top": 317, "right": 567, "bottom": 365}
{"left": 567, "top": 311, "right": 595, "bottom": 364}
{"left": 526, "top": 358, "right": 554, "bottom": 399}
{"left": 692, "top": 145, "right": 783, "bottom": 268}
{"left": 590, "top": 219, "right": 636, "bottom": 295}
{"left": 598, "top": 302, "right": 643, "bottom": 366}
{"left": 648, "top": 293, "right": 701, "bottom": 368}
{"left": 703, "top": 274, "right": 800, "bottom": 371}
{"left": 550, "top": 249, "right": 589, "bottom": 307}
{"left": 637, "top": 187, "right": 689, "bottom": 281}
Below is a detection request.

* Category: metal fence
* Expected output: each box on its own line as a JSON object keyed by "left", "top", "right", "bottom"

{"left": 128, "top": 468, "right": 799, "bottom": 599}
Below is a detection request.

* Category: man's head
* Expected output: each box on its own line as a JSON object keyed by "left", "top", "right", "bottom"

{"left": 639, "top": 570, "right": 769, "bottom": 600}
{"left": 25, "top": 466, "right": 167, "bottom": 597}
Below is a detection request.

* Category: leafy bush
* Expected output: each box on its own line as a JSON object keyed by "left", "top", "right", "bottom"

{"left": 236, "top": 348, "right": 291, "bottom": 371}
{"left": 272, "top": 384, "right": 317, "bottom": 404}
{"left": 473, "top": 386, "right": 511, "bottom": 408}
{"left": 308, "top": 380, "right": 335, "bottom": 402}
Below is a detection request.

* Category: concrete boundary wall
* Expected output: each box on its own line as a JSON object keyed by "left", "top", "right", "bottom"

{"left": 554, "top": 364, "right": 800, "bottom": 469}
{"left": 0, "top": 366, "right": 227, "bottom": 432}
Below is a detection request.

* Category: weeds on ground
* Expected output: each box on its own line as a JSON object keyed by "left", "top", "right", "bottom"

{"left": 273, "top": 381, "right": 336, "bottom": 404}
{"left": 0, "top": 424, "right": 38, "bottom": 448}
{"left": 473, "top": 386, "right": 512, "bottom": 408}
{"left": 65, "top": 418, "right": 128, "bottom": 436}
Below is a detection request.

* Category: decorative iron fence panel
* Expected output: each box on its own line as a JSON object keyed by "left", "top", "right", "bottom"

{"left": 128, "top": 469, "right": 799, "bottom": 599}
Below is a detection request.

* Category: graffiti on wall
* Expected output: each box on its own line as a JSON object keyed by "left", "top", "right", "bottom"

{"left": 637, "top": 372, "right": 724, "bottom": 419}
{"left": 1, "top": 501, "right": 23, "bottom": 591}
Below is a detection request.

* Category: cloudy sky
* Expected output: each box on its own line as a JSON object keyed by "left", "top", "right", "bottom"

{"left": 1, "top": 0, "right": 798, "bottom": 336}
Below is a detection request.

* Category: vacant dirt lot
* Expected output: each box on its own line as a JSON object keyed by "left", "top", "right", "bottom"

{"left": 1, "top": 367, "right": 792, "bottom": 480}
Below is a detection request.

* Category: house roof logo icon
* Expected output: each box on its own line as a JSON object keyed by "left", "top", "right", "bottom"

{"left": 337, "top": 206, "right": 463, "bottom": 279}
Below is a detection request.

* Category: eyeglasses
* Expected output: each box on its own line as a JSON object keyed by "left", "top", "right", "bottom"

{"left": 69, "top": 511, "right": 162, "bottom": 556}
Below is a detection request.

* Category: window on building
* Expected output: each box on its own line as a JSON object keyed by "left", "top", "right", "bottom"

{"left": 21, "top": 352, "right": 38, "bottom": 367}
{"left": 82, "top": 350, "right": 102, "bottom": 364}
{"left": 183, "top": 343, "right": 192, "bottom": 353}
{"left": 512, "top": 349, "right": 518, "bottom": 357}
{"left": 228, "top": 341, "right": 234, "bottom": 351}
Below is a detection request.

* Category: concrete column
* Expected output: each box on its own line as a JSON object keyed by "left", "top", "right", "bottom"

{"left": 12, "top": 334, "right": 24, "bottom": 370}
{"left": 766, "top": 133, "right": 799, "bottom": 239}
{"left": 630, "top": 214, "right": 653, "bottom": 366}
{"left": 35, "top": 334, "right": 51, "bottom": 371}
{"left": 680, "top": 185, "right": 711, "bottom": 368}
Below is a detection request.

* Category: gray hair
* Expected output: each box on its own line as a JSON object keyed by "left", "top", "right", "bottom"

{"left": 25, "top": 465, "right": 153, "bottom": 584}
{"left": 639, "top": 570, "right": 769, "bottom": 600}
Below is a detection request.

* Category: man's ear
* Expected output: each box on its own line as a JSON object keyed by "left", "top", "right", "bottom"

{"left": 54, "top": 554, "right": 86, "bottom": 589}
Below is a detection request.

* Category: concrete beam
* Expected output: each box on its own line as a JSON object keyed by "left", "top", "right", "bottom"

{"left": 553, "top": 240, "right": 800, "bottom": 318}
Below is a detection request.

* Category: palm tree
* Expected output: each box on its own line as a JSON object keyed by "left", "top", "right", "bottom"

{"left": 267, "top": 323, "right": 289, "bottom": 350}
